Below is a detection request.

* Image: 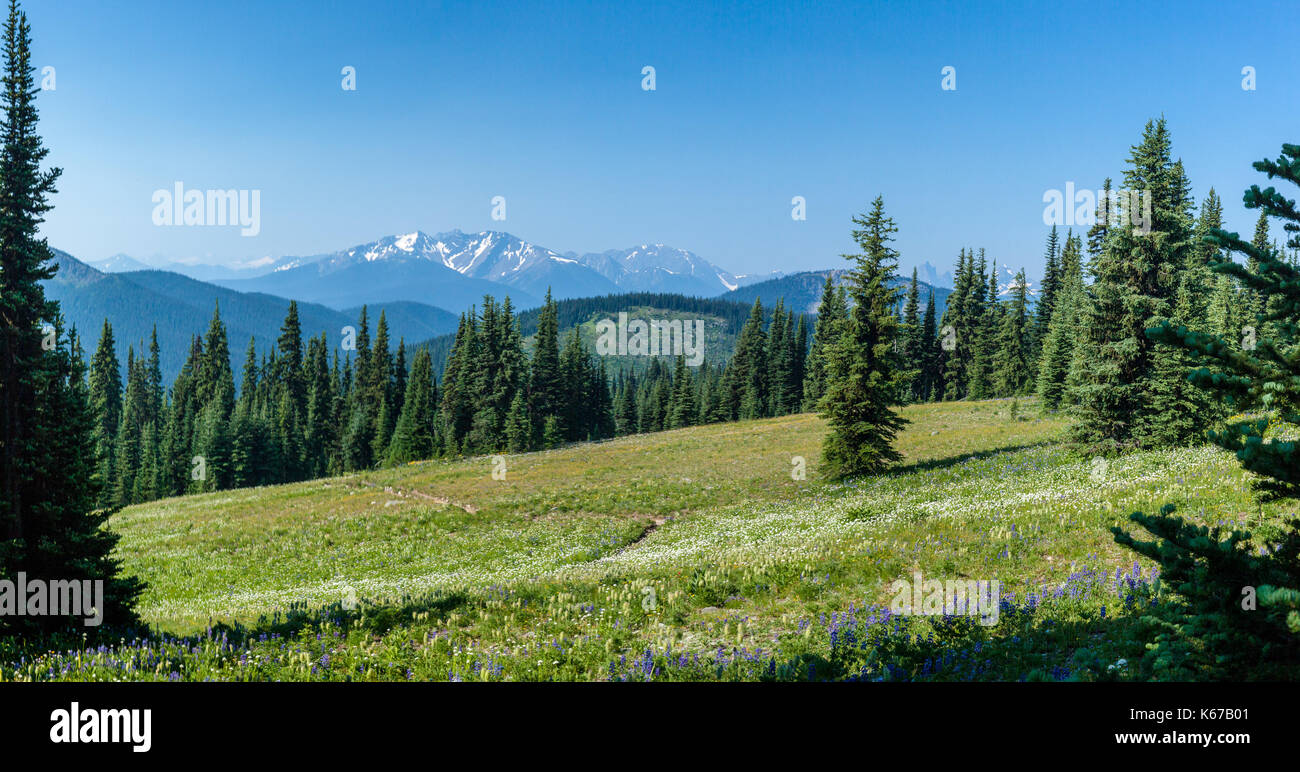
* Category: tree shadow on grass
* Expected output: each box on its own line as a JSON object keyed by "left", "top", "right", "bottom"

{"left": 202, "top": 589, "right": 474, "bottom": 645}
{"left": 886, "top": 440, "right": 1062, "bottom": 478}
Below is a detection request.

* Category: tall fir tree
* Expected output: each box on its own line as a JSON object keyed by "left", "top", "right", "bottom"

{"left": 820, "top": 197, "right": 909, "bottom": 478}
{"left": 1069, "top": 119, "right": 1194, "bottom": 451}
{"left": 1115, "top": 140, "right": 1300, "bottom": 678}
{"left": 802, "top": 275, "right": 846, "bottom": 411}
{"left": 992, "top": 268, "right": 1033, "bottom": 396}
{"left": 386, "top": 347, "right": 438, "bottom": 465}
{"left": 1036, "top": 232, "right": 1085, "bottom": 409}
{"left": 0, "top": 0, "right": 141, "bottom": 633}
{"left": 1032, "top": 225, "right": 1061, "bottom": 357}
{"left": 88, "top": 320, "right": 122, "bottom": 508}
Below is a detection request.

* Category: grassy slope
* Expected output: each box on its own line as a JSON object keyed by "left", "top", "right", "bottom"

{"left": 6, "top": 399, "right": 1289, "bottom": 681}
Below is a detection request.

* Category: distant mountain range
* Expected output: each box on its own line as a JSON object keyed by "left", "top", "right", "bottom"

{"left": 56, "top": 231, "right": 980, "bottom": 385}
{"left": 94, "top": 230, "right": 778, "bottom": 309}
{"left": 721, "top": 269, "right": 955, "bottom": 319}
{"left": 44, "top": 250, "right": 459, "bottom": 384}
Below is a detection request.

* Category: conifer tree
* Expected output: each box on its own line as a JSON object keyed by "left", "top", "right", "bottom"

{"left": 88, "top": 320, "right": 122, "bottom": 508}
{"left": 899, "top": 268, "right": 923, "bottom": 401}
{"left": 1032, "top": 225, "right": 1061, "bottom": 356}
{"left": 386, "top": 347, "right": 437, "bottom": 465}
{"left": 1115, "top": 140, "right": 1300, "bottom": 678}
{"left": 966, "top": 252, "right": 997, "bottom": 399}
{"left": 941, "top": 248, "right": 973, "bottom": 400}
{"left": 1036, "top": 232, "right": 1085, "bottom": 409}
{"left": 919, "top": 288, "right": 940, "bottom": 401}
{"left": 668, "top": 354, "right": 696, "bottom": 428}
{"left": 802, "top": 275, "right": 845, "bottom": 411}
{"left": 1070, "top": 119, "right": 1191, "bottom": 451}
{"left": 504, "top": 389, "right": 531, "bottom": 452}
{"left": 726, "top": 299, "right": 769, "bottom": 420}
{"left": 0, "top": 0, "right": 141, "bottom": 632}
{"left": 992, "top": 268, "right": 1032, "bottom": 395}
{"left": 528, "top": 289, "right": 562, "bottom": 444}
{"left": 820, "top": 197, "right": 909, "bottom": 477}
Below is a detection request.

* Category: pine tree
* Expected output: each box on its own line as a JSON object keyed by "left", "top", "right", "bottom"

{"left": 668, "top": 354, "right": 696, "bottom": 428}
{"left": 1115, "top": 140, "right": 1300, "bottom": 678}
{"left": 941, "top": 248, "right": 974, "bottom": 400}
{"left": 1032, "top": 225, "right": 1061, "bottom": 356}
{"left": 1036, "top": 232, "right": 1085, "bottom": 409}
{"left": 1070, "top": 119, "right": 1191, "bottom": 452}
{"left": 0, "top": 0, "right": 141, "bottom": 633}
{"left": 919, "top": 288, "right": 941, "bottom": 401}
{"left": 504, "top": 389, "right": 532, "bottom": 452}
{"left": 386, "top": 347, "right": 437, "bottom": 465}
{"left": 88, "top": 320, "right": 122, "bottom": 508}
{"left": 992, "top": 268, "right": 1032, "bottom": 395}
{"left": 802, "top": 275, "right": 845, "bottom": 411}
{"left": 899, "top": 268, "right": 923, "bottom": 401}
{"left": 528, "top": 289, "right": 563, "bottom": 445}
{"left": 820, "top": 197, "right": 909, "bottom": 477}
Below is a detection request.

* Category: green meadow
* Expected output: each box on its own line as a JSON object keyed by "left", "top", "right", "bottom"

{"left": 3, "top": 398, "right": 1287, "bottom": 681}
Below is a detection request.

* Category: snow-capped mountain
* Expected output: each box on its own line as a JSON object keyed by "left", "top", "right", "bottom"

{"left": 282, "top": 230, "right": 619, "bottom": 301}
{"left": 570, "top": 243, "right": 743, "bottom": 296}
{"left": 191, "top": 228, "right": 754, "bottom": 312}
{"left": 994, "top": 263, "right": 1036, "bottom": 299}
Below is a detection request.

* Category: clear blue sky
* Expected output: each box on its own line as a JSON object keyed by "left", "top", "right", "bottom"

{"left": 30, "top": 0, "right": 1297, "bottom": 282}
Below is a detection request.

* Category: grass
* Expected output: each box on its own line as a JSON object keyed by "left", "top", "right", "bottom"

{"left": 2, "top": 398, "right": 1292, "bottom": 681}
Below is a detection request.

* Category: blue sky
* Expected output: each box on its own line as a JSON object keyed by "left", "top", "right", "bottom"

{"left": 30, "top": 0, "right": 1297, "bottom": 282}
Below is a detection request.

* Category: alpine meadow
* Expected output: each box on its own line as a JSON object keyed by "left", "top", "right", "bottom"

{"left": 1, "top": 0, "right": 1296, "bottom": 758}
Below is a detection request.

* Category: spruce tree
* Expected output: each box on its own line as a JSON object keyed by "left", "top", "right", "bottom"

{"left": 528, "top": 289, "right": 563, "bottom": 444}
{"left": 386, "top": 347, "right": 437, "bottom": 465}
{"left": 899, "top": 268, "right": 923, "bottom": 401}
{"left": 1032, "top": 225, "right": 1061, "bottom": 356}
{"left": 820, "top": 197, "right": 909, "bottom": 477}
{"left": 668, "top": 354, "right": 696, "bottom": 428}
{"left": 992, "top": 268, "right": 1032, "bottom": 395}
{"left": 801, "top": 275, "right": 845, "bottom": 411}
{"left": 965, "top": 252, "right": 997, "bottom": 400}
{"left": 725, "top": 299, "right": 768, "bottom": 420}
{"left": 0, "top": 0, "right": 141, "bottom": 633}
{"left": 1070, "top": 119, "right": 1191, "bottom": 452}
{"left": 504, "top": 390, "right": 532, "bottom": 452}
{"left": 1036, "top": 232, "right": 1085, "bottom": 409}
{"left": 941, "top": 248, "right": 973, "bottom": 400}
{"left": 919, "top": 288, "right": 940, "bottom": 401}
{"left": 1115, "top": 140, "right": 1300, "bottom": 677}
{"left": 88, "top": 320, "right": 122, "bottom": 508}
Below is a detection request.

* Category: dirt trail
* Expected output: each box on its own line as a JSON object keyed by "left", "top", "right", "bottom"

{"left": 353, "top": 479, "right": 479, "bottom": 514}
{"left": 620, "top": 515, "right": 669, "bottom": 551}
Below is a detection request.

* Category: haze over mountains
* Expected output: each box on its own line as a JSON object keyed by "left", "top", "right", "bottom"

{"left": 93, "top": 229, "right": 781, "bottom": 310}
{"left": 57, "top": 227, "right": 1007, "bottom": 386}
{"left": 45, "top": 249, "right": 459, "bottom": 385}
